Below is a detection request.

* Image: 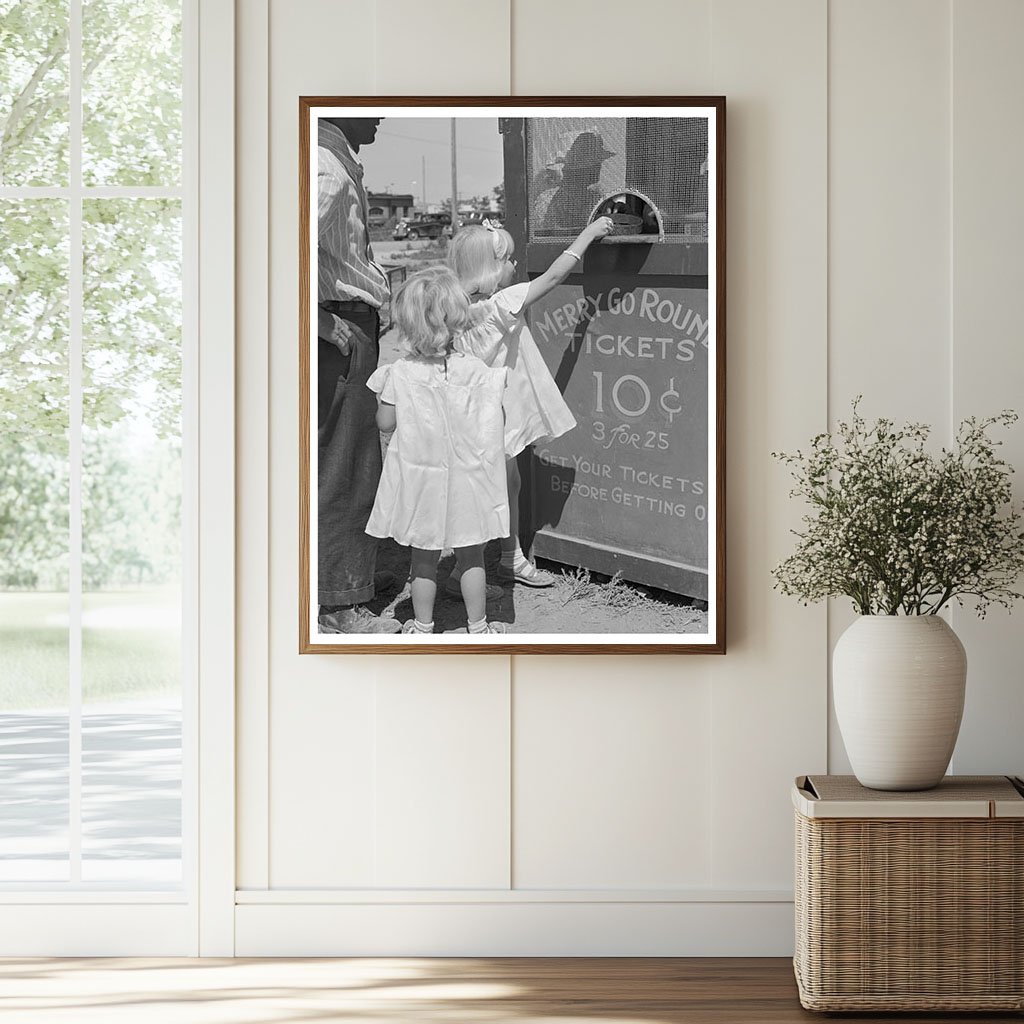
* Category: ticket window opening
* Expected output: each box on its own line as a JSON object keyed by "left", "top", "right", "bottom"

{"left": 589, "top": 189, "right": 665, "bottom": 243}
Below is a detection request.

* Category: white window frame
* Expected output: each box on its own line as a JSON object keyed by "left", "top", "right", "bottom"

{"left": 195, "top": 0, "right": 236, "bottom": 958}
{"left": 0, "top": 0, "right": 235, "bottom": 956}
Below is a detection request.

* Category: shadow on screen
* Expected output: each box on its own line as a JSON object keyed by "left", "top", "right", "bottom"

{"left": 519, "top": 449, "right": 575, "bottom": 558}
{"left": 551, "top": 252, "right": 652, "bottom": 395}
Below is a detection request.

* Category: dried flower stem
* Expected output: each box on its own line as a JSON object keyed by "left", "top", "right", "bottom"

{"left": 772, "top": 399, "right": 1024, "bottom": 617}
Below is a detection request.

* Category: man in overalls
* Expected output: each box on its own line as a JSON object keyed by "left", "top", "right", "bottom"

{"left": 316, "top": 116, "right": 401, "bottom": 633}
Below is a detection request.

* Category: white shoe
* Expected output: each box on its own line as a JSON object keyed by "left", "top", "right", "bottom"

{"left": 469, "top": 621, "right": 510, "bottom": 634}
{"left": 498, "top": 561, "right": 556, "bottom": 587}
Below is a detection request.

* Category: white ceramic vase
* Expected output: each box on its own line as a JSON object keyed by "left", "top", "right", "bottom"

{"left": 833, "top": 615, "right": 967, "bottom": 791}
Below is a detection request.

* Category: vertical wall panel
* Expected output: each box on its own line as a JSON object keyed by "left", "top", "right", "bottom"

{"left": 510, "top": 0, "right": 720, "bottom": 893}
{"left": 950, "top": 0, "right": 1024, "bottom": 777}
{"left": 266, "top": 0, "right": 379, "bottom": 887}
{"left": 512, "top": 0, "right": 711, "bottom": 94}
{"left": 708, "top": 0, "right": 828, "bottom": 888}
{"left": 369, "top": 2, "right": 514, "bottom": 890}
{"left": 375, "top": 668, "right": 510, "bottom": 888}
{"left": 513, "top": 658, "right": 713, "bottom": 889}
{"left": 829, "top": 0, "right": 950, "bottom": 424}
{"left": 271, "top": 676, "right": 378, "bottom": 886}
{"left": 374, "top": 0, "right": 510, "bottom": 95}
{"left": 827, "top": 0, "right": 951, "bottom": 773}
{"left": 266, "top": 0, "right": 514, "bottom": 890}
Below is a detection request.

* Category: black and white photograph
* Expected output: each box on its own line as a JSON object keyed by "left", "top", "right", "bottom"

{"left": 300, "top": 99, "right": 725, "bottom": 652}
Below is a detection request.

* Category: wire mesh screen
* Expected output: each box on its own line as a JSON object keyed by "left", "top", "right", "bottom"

{"left": 526, "top": 117, "right": 708, "bottom": 241}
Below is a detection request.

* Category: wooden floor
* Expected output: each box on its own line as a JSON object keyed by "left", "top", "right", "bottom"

{"left": 0, "top": 957, "right": 1019, "bottom": 1023}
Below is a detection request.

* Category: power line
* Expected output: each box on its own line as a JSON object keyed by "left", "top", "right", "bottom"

{"left": 377, "top": 129, "right": 497, "bottom": 155}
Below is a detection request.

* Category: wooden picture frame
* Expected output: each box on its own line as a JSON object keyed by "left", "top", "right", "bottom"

{"left": 300, "top": 97, "right": 726, "bottom": 654}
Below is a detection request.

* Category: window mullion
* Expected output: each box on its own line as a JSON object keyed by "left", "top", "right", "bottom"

{"left": 68, "top": 0, "right": 83, "bottom": 886}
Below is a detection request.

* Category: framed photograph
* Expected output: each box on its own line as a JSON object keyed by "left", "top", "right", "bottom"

{"left": 300, "top": 97, "right": 725, "bottom": 654}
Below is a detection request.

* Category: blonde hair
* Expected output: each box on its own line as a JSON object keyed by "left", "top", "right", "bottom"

{"left": 448, "top": 224, "right": 515, "bottom": 299}
{"left": 392, "top": 265, "right": 470, "bottom": 358}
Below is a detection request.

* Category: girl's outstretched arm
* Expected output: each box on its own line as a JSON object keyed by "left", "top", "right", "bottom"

{"left": 522, "top": 216, "right": 613, "bottom": 310}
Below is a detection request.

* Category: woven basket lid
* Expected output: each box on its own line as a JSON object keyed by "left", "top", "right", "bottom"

{"left": 793, "top": 774, "right": 1024, "bottom": 819}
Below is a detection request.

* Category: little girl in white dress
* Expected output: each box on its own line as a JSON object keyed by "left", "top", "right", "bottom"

{"left": 365, "top": 265, "right": 511, "bottom": 635}
{"left": 448, "top": 216, "right": 612, "bottom": 587}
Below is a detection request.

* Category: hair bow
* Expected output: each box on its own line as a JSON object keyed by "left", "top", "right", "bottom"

{"left": 481, "top": 218, "right": 508, "bottom": 259}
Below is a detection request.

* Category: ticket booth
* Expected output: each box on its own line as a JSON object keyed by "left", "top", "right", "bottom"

{"left": 501, "top": 115, "right": 711, "bottom": 600}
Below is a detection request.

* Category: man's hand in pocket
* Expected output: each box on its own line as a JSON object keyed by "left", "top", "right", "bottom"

{"left": 318, "top": 309, "right": 371, "bottom": 356}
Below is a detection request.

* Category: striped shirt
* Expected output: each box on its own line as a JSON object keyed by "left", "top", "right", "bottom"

{"left": 317, "top": 120, "right": 389, "bottom": 309}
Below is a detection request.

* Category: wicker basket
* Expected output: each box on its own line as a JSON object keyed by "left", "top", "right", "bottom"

{"left": 793, "top": 775, "right": 1024, "bottom": 1012}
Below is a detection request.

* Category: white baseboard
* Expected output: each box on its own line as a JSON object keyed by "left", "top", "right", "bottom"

{"left": 235, "top": 899, "right": 795, "bottom": 956}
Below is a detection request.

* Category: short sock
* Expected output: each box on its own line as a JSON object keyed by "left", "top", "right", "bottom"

{"left": 501, "top": 546, "right": 523, "bottom": 569}
{"left": 410, "top": 619, "right": 433, "bottom": 633}
{"left": 467, "top": 617, "right": 488, "bottom": 634}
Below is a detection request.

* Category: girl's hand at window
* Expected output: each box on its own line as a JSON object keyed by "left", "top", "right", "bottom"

{"left": 583, "top": 216, "right": 614, "bottom": 241}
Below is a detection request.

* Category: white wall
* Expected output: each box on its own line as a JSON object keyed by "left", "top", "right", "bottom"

{"left": 233, "top": 0, "right": 1024, "bottom": 955}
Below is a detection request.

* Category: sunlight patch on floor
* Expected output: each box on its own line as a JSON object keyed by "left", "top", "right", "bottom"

{"left": 0, "top": 958, "right": 687, "bottom": 1024}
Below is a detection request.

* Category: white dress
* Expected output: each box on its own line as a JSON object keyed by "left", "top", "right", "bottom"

{"left": 455, "top": 282, "right": 576, "bottom": 457}
{"left": 365, "top": 353, "right": 510, "bottom": 550}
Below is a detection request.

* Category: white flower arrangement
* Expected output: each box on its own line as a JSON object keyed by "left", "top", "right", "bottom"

{"left": 772, "top": 400, "right": 1024, "bottom": 617}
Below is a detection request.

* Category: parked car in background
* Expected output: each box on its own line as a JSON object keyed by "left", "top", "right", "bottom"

{"left": 393, "top": 213, "right": 452, "bottom": 240}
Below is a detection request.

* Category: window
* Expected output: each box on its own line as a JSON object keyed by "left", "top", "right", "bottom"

{"left": 0, "top": 0, "right": 192, "bottom": 890}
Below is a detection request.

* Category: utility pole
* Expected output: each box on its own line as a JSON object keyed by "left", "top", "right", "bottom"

{"left": 422, "top": 154, "right": 426, "bottom": 208}
{"left": 450, "top": 118, "right": 458, "bottom": 235}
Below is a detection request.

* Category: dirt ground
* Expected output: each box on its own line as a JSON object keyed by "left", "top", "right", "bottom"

{"left": 363, "top": 540, "right": 708, "bottom": 635}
